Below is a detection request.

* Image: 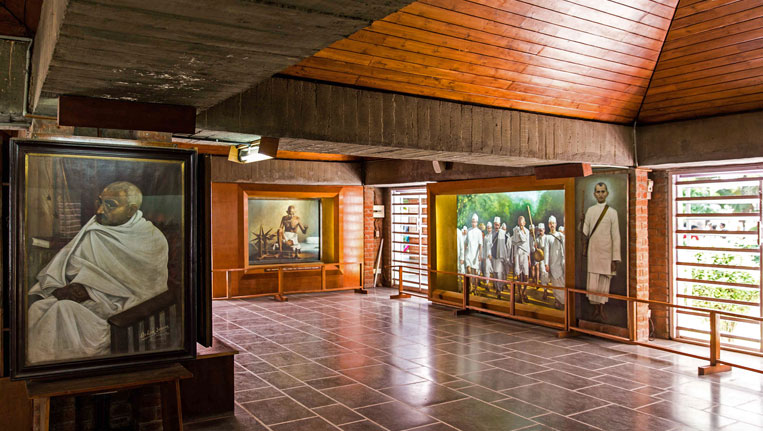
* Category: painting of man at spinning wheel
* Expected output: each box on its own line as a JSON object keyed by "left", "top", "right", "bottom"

{"left": 248, "top": 198, "right": 321, "bottom": 265}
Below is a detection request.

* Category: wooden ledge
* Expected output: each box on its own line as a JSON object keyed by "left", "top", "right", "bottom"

{"left": 27, "top": 363, "right": 192, "bottom": 399}
{"left": 197, "top": 337, "right": 239, "bottom": 360}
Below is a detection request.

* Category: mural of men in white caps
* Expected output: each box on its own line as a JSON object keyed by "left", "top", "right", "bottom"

{"left": 582, "top": 182, "right": 621, "bottom": 320}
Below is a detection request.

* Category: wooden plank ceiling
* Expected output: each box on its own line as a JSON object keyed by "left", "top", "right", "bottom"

{"left": 0, "top": 0, "right": 41, "bottom": 37}
{"left": 282, "top": 0, "right": 679, "bottom": 124}
{"left": 639, "top": 0, "right": 763, "bottom": 123}
{"left": 35, "top": 0, "right": 414, "bottom": 110}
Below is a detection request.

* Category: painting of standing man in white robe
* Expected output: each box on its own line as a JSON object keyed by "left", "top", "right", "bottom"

{"left": 12, "top": 141, "right": 196, "bottom": 378}
{"left": 575, "top": 173, "right": 628, "bottom": 330}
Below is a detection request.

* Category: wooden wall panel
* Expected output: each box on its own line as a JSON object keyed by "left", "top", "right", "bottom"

{"left": 640, "top": 0, "right": 763, "bottom": 123}
{"left": 210, "top": 182, "right": 364, "bottom": 298}
{"left": 210, "top": 183, "right": 242, "bottom": 272}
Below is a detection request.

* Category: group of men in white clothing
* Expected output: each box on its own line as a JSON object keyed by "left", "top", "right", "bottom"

{"left": 456, "top": 182, "right": 621, "bottom": 319}
{"left": 457, "top": 213, "right": 566, "bottom": 309}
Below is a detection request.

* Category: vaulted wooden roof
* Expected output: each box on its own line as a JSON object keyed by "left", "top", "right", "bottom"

{"left": 14, "top": 0, "right": 763, "bottom": 127}
{"left": 282, "top": 0, "right": 678, "bottom": 124}
{"left": 639, "top": 0, "right": 763, "bottom": 123}
{"left": 282, "top": 0, "right": 763, "bottom": 125}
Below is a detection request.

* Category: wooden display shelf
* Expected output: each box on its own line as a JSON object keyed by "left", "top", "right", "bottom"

{"left": 27, "top": 363, "right": 192, "bottom": 431}
{"left": 181, "top": 337, "right": 238, "bottom": 423}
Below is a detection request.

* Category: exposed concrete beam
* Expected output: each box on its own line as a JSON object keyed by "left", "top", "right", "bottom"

{"left": 209, "top": 155, "right": 362, "bottom": 185}
{"left": 29, "top": 0, "right": 67, "bottom": 113}
{"left": 637, "top": 111, "right": 763, "bottom": 168}
{"left": 29, "top": 0, "right": 414, "bottom": 111}
{"left": 364, "top": 159, "right": 533, "bottom": 185}
{"left": 198, "top": 77, "right": 635, "bottom": 168}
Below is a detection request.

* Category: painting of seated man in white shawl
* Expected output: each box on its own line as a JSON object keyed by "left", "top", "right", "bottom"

{"left": 12, "top": 141, "right": 196, "bottom": 378}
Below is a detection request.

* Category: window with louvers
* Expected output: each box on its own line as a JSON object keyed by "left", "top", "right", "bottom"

{"left": 672, "top": 170, "right": 763, "bottom": 353}
{"left": 391, "top": 187, "right": 429, "bottom": 293}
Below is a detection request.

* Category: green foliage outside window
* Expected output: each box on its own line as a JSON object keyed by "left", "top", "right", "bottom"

{"left": 690, "top": 252, "right": 758, "bottom": 333}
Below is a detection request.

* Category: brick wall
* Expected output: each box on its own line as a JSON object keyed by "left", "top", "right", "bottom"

{"left": 648, "top": 170, "right": 671, "bottom": 338}
{"left": 629, "top": 168, "right": 651, "bottom": 341}
{"left": 363, "top": 186, "right": 383, "bottom": 288}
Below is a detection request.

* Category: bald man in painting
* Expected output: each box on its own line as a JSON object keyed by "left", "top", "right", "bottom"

{"left": 27, "top": 181, "right": 169, "bottom": 364}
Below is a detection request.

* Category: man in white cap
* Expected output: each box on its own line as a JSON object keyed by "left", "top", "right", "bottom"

{"left": 457, "top": 226, "right": 467, "bottom": 274}
{"left": 583, "top": 182, "right": 621, "bottom": 320}
{"left": 464, "top": 214, "right": 482, "bottom": 277}
{"left": 512, "top": 215, "right": 531, "bottom": 302}
{"left": 534, "top": 222, "right": 550, "bottom": 297}
{"left": 544, "top": 215, "right": 565, "bottom": 309}
{"left": 482, "top": 222, "right": 493, "bottom": 287}
{"left": 491, "top": 217, "right": 508, "bottom": 293}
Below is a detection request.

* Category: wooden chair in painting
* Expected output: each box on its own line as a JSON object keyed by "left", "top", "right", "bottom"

{"left": 108, "top": 224, "right": 182, "bottom": 354}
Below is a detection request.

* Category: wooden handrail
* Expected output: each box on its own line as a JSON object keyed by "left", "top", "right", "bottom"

{"left": 385, "top": 265, "right": 763, "bottom": 375}
{"left": 214, "top": 262, "right": 364, "bottom": 301}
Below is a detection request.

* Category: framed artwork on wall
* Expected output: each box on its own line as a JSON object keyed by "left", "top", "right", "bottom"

{"left": 10, "top": 139, "right": 197, "bottom": 379}
{"left": 455, "top": 190, "right": 567, "bottom": 311}
{"left": 427, "top": 176, "right": 575, "bottom": 329}
{"left": 247, "top": 197, "right": 322, "bottom": 265}
{"left": 574, "top": 173, "right": 629, "bottom": 330}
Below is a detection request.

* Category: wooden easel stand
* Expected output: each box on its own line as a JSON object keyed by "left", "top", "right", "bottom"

{"left": 26, "top": 363, "right": 192, "bottom": 431}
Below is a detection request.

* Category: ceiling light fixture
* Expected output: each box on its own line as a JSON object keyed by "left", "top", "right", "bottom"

{"left": 228, "top": 137, "right": 279, "bottom": 164}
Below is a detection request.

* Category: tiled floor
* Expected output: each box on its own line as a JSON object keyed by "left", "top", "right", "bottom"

{"left": 188, "top": 288, "right": 763, "bottom": 431}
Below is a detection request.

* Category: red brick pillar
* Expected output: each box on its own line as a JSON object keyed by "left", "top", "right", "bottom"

{"left": 648, "top": 170, "right": 671, "bottom": 338}
{"left": 363, "top": 187, "right": 382, "bottom": 288}
{"left": 629, "top": 168, "right": 651, "bottom": 341}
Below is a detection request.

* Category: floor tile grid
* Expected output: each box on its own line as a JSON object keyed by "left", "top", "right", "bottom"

{"left": 202, "top": 289, "right": 763, "bottom": 431}
{"left": 217, "top": 295, "right": 454, "bottom": 430}
{"left": 216, "top": 293, "right": 550, "bottom": 430}
{"left": 221, "top": 293, "right": 689, "bottom": 431}
{"left": 224, "top": 300, "right": 640, "bottom": 431}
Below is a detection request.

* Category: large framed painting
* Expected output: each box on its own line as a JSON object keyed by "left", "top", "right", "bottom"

{"left": 456, "top": 190, "right": 567, "bottom": 311}
{"left": 10, "top": 139, "right": 197, "bottom": 379}
{"left": 574, "top": 173, "right": 629, "bottom": 330}
{"left": 247, "top": 197, "right": 321, "bottom": 265}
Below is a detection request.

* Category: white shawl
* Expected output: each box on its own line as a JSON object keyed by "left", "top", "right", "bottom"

{"left": 30, "top": 210, "right": 169, "bottom": 312}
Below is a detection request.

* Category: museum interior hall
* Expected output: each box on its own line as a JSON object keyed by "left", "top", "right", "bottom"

{"left": 4, "top": 0, "right": 763, "bottom": 430}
